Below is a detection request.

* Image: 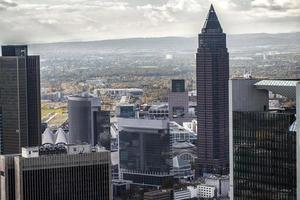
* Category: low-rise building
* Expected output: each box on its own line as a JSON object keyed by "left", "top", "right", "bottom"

{"left": 205, "top": 175, "right": 229, "bottom": 197}
{"left": 144, "top": 190, "right": 173, "bottom": 200}
{"left": 174, "top": 189, "right": 191, "bottom": 200}
{"left": 112, "top": 179, "right": 132, "bottom": 198}
{"left": 172, "top": 156, "right": 193, "bottom": 180}
{"left": 187, "top": 186, "right": 198, "bottom": 198}
{"left": 198, "top": 185, "right": 216, "bottom": 198}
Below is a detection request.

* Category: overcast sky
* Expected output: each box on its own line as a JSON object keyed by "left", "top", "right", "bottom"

{"left": 0, "top": 0, "right": 299, "bottom": 43}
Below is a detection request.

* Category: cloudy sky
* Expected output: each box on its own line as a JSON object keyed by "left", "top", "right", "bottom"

{"left": 0, "top": 0, "right": 299, "bottom": 43}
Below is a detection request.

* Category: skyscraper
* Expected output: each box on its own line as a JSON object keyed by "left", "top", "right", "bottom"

{"left": 0, "top": 154, "right": 16, "bottom": 200}
{"left": 0, "top": 45, "right": 41, "bottom": 154}
{"left": 68, "top": 95, "right": 111, "bottom": 149}
{"left": 196, "top": 5, "right": 229, "bottom": 175}
{"left": 229, "top": 79, "right": 298, "bottom": 199}
{"left": 68, "top": 96, "right": 101, "bottom": 146}
{"left": 0, "top": 144, "right": 112, "bottom": 200}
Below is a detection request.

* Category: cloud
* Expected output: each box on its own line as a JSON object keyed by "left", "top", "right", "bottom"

{"left": 0, "top": 0, "right": 299, "bottom": 43}
{"left": 137, "top": 0, "right": 203, "bottom": 24}
{"left": 247, "top": 0, "right": 300, "bottom": 18}
{"left": 251, "top": 0, "right": 299, "bottom": 10}
{"left": 0, "top": 0, "right": 17, "bottom": 10}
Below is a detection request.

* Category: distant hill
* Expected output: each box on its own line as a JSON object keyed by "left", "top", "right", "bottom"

{"left": 26, "top": 32, "right": 300, "bottom": 56}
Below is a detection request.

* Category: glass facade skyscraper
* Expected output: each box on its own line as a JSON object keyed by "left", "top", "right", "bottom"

{"left": 229, "top": 79, "right": 299, "bottom": 200}
{"left": 119, "top": 129, "right": 171, "bottom": 173}
{"left": 118, "top": 118, "right": 173, "bottom": 186}
{"left": 233, "top": 111, "right": 296, "bottom": 199}
{"left": 0, "top": 45, "right": 41, "bottom": 154}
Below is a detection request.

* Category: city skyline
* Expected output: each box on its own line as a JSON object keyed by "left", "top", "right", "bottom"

{"left": 0, "top": 0, "right": 299, "bottom": 43}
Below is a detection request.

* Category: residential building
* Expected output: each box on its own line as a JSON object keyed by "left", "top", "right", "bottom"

{"left": 196, "top": 5, "right": 229, "bottom": 175}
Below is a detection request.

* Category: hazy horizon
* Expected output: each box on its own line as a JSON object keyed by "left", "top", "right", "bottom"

{"left": 1, "top": 0, "right": 300, "bottom": 44}
{"left": 0, "top": 31, "right": 298, "bottom": 46}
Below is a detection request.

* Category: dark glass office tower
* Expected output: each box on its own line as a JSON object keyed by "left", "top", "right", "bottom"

{"left": 196, "top": 5, "right": 229, "bottom": 175}
{"left": 233, "top": 112, "right": 296, "bottom": 200}
{"left": 25, "top": 55, "right": 41, "bottom": 147}
{"left": 0, "top": 108, "right": 3, "bottom": 153}
{"left": 118, "top": 118, "right": 173, "bottom": 186}
{"left": 0, "top": 45, "right": 41, "bottom": 154}
{"left": 119, "top": 121, "right": 171, "bottom": 173}
{"left": 0, "top": 56, "right": 28, "bottom": 154}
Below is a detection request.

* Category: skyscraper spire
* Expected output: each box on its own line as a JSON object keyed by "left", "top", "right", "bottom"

{"left": 202, "top": 4, "right": 223, "bottom": 33}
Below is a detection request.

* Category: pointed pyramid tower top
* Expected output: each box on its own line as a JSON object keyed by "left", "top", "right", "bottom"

{"left": 202, "top": 4, "right": 223, "bottom": 33}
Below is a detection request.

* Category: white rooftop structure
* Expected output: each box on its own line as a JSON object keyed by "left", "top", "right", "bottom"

{"left": 254, "top": 80, "right": 298, "bottom": 100}
{"left": 21, "top": 144, "right": 107, "bottom": 158}
{"left": 149, "top": 103, "right": 168, "bottom": 111}
{"left": 55, "top": 128, "right": 68, "bottom": 144}
{"left": 42, "top": 128, "right": 54, "bottom": 145}
{"left": 117, "top": 118, "right": 169, "bottom": 130}
{"left": 170, "top": 121, "right": 197, "bottom": 143}
{"left": 42, "top": 128, "right": 69, "bottom": 145}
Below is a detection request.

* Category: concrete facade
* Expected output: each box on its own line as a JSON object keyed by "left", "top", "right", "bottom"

{"left": 1, "top": 144, "right": 112, "bottom": 200}
{"left": 68, "top": 96, "right": 101, "bottom": 146}
{"left": 168, "top": 79, "right": 190, "bottom": 125}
